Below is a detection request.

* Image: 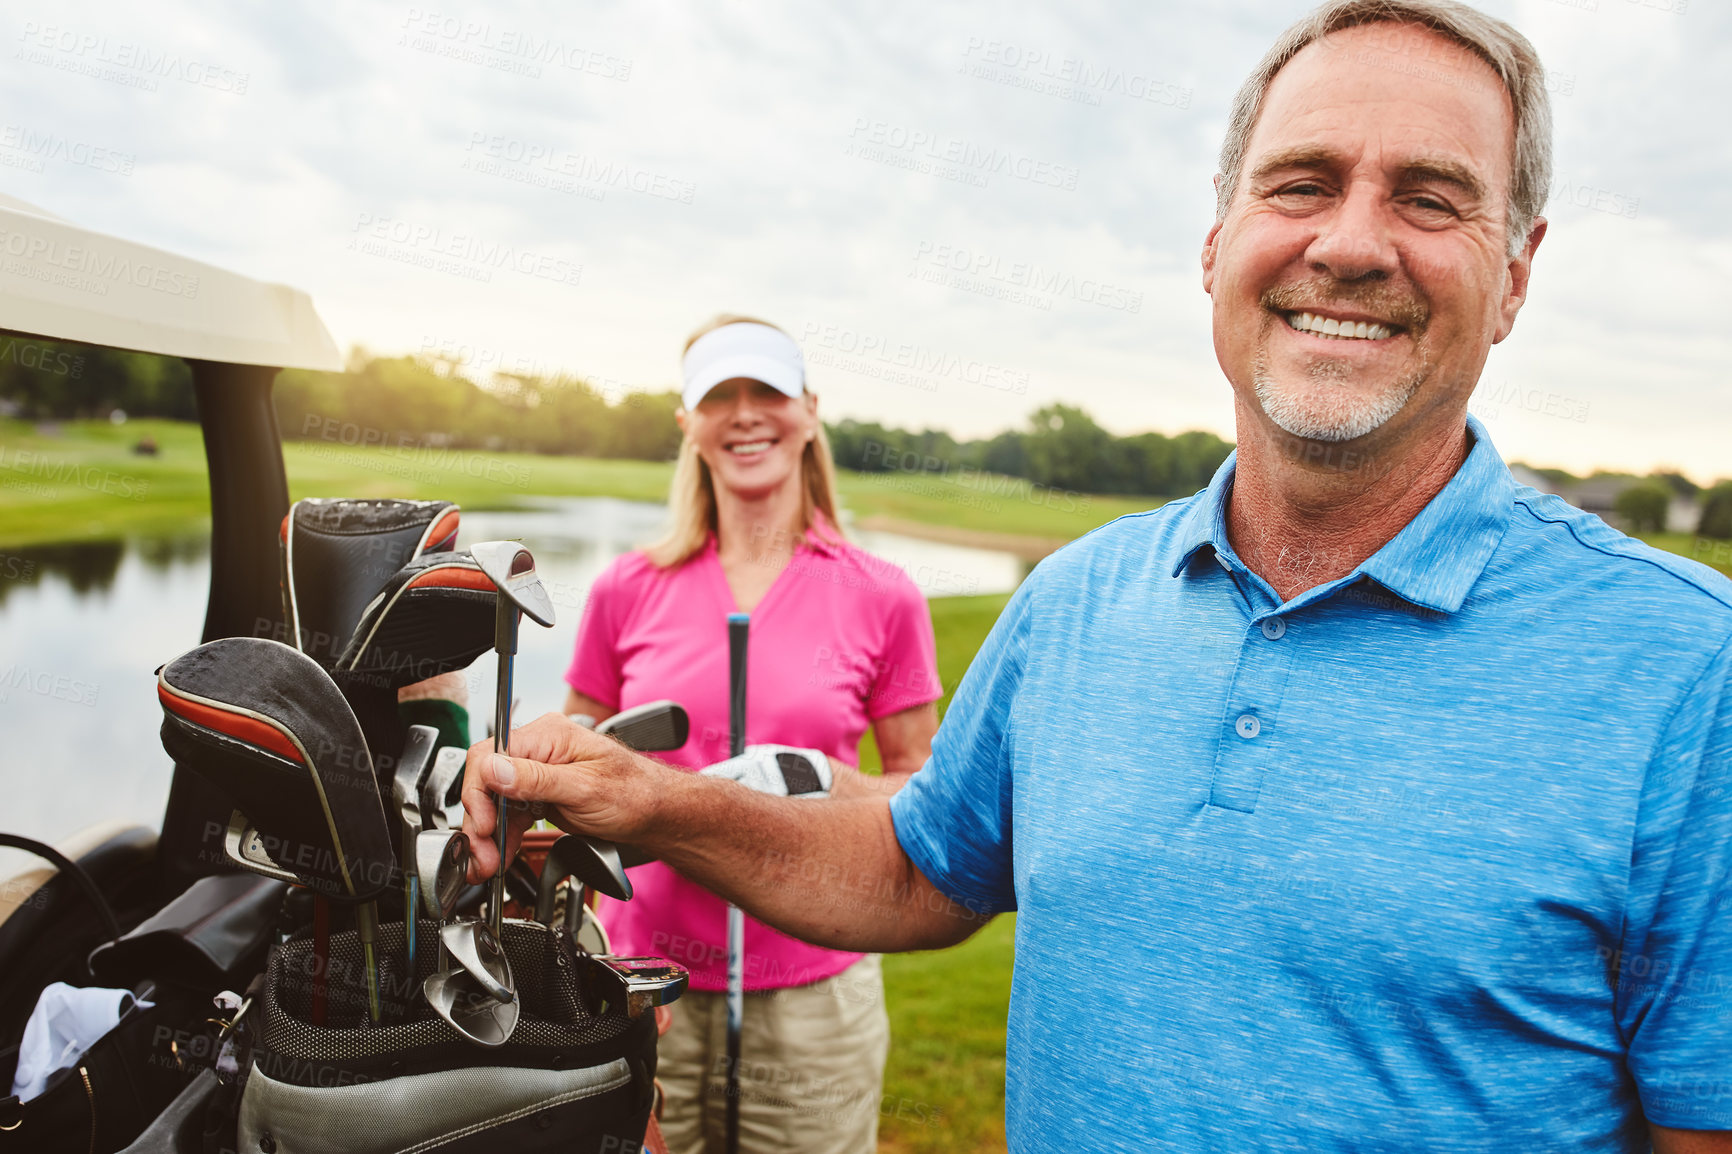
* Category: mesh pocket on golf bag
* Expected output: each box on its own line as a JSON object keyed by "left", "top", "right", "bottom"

{"left": 256, "top": 919, "right": 653, "bottom": 1084}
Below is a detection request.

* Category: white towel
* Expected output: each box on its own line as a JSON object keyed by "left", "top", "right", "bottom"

{"left": 10, "top": 982, "right": 152, "bottom": 1103}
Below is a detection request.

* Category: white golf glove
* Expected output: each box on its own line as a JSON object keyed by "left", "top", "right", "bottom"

{"left": 699, "top": 745, "right": 832, "bottom": 798}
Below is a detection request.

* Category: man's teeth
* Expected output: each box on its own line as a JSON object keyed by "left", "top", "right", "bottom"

{"left": 1285, "top": 312, "right": 1393, "bottom": 341}
{"left": 729, "top": 441, "right": 773, "bottom": 455}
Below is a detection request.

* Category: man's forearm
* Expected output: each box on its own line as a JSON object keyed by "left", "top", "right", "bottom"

{"left": 633, "top": 758, "right": 982, "bottom": 953}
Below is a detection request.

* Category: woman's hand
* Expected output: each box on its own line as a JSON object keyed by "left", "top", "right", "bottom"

{"left": 458, "top": 711, "right": 663, "bottom": 882}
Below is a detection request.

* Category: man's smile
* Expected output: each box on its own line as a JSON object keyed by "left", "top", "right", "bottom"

{"left": 1278, "top": 309, "right": 1399, "bottom": 342}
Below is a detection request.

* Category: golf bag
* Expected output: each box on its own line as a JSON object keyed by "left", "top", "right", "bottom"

{"left": 152, "top": 593, "right": 674, "bottom": 1149}
{"left": 0, "top": 853, "right": 283, "bottom": 1154}
{"left": 232, "top": 920, "right": 659, "bottom": 1153}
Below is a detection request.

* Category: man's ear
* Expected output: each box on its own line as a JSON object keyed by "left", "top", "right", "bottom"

{"left": 1202, "top": 173, "right": 1224, "bottom": 293}
{"left": 1202, "top": 221, "right": 1224, "bottom": 294}
{"left": 1493, "top": 216, "right": 1547, "bottom": 344}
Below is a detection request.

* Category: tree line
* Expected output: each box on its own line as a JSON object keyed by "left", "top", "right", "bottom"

{"left": 826, "top": 406, "right": 1234, "bottom": 499}
{"left": 5, "top": 337, "right": 1730, "bottom": 521}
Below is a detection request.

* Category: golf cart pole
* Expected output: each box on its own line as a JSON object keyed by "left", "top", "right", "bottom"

{"left": 725, "top": 612, "right": 749, "bottom": 1154}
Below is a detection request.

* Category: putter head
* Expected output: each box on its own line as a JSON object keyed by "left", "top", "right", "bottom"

{"left": 595, "top": 700, "right": 689, "bottom": 752}
{"left": 423, "top": 966, "right": 521, "bottom": 1048}
{"left": 421, "top": 746, "right": 467, "bottom": 830}
{"left": 534, "top": 835, "right": 633, "bottom": 923}
{"left": 469, "top": 541, "right": 556, "bottom": 628}
{"left": 575, "top": 955, "right": 688, "bottom": 1020}
{"left": 391, "top": 725, "right": 441, "bottom": 837}
{"left": 439, "top": 920, "right": 515, "bottom": 1005}
{"left": 417, "top": 829, "right": 472, "bottom": 920}
{"left": 158, "top": 637, "right": 394, "bottom": 903}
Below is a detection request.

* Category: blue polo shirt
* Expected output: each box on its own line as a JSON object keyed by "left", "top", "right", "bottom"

{"left": 891, "top": 417, "right": 1732, "bottom": 1151}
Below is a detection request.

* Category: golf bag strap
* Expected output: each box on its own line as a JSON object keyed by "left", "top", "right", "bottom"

{"left": 643, "top": 1111, "right": 669, "bottom": 1154}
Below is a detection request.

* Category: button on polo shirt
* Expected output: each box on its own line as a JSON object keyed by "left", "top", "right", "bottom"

{"left": 892, "top": 415, "right": 1732, "bottom": 1152}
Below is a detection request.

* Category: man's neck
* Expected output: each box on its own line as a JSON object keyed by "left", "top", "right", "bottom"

{"left": 1226, "top": 405, "right": 1470, "bottom": 603}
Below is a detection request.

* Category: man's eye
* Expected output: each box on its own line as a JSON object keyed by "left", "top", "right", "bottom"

{"left": 1403, "top": 194, "right": 1455, "bottom": 216}
{"left": 1276, "top": 183, "right": 1326, "bottom": 198}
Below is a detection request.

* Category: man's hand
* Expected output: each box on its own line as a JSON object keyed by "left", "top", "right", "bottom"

{"left": 454, "top": 711, "right": 989, "bottom": 954}
{"left": 459, "top": 711, "right": 668, "bottom": 882}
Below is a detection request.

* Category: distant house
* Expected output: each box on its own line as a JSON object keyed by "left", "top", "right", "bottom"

{"left": 1507, "top": 466, "right": 1699, "bottom": 534}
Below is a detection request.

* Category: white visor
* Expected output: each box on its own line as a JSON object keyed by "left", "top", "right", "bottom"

{"left": 681, "top": 322, "right": 805, "bottom": 411}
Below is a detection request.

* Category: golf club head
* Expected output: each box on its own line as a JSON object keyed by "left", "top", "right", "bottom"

{"left": 421, "top": 746, "right": 467, "bottom": 830}
{"left": 336, "top": 553, "right": 500, "bottom": 685}
{"left": 595, "top": 700, "right": 690, "bottom": 753}
{"left": 423, "top": 966, "right": 521, "bottom": 1048}
{"left": 391, "top": 725, "right": 440, "bottom": 836}
{"left": 158, "top": 637, "right": 395, "bottom": 903}
{"left": 439, "top": 920, "right": 516, "bottom": 1005}
{"left": 416, "top": 829, "right": 472, "bottom": 920}
{"left": 469, "top": 541, "right": 556, "bottom": 628}
{"left": 544, "top": 835, "right": 633, "bottom": 908}
{"left": 534, "top": 836, "right": 631, "bottom": 924}
{"left": 222, "top": 811, "right": 300, "bottom": 884}
{"left": 575, "top": 955, "right": 688, "bottom": 1020}
{"left": 280, "top": 499, "right": 461, "bottom": 669}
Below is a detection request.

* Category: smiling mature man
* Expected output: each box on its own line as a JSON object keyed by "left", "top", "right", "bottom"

{"left": 462, "top": 2, "right": 1732, "bottom": 1149}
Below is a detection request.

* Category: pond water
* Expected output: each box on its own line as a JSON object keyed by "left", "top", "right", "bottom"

{"left": 0, "top": 498, "right": 1025, "bottom": 858}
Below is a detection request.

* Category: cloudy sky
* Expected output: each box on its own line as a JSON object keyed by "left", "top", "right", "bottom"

{"left": 2, "top": 0, "right": 1727, "bottom": 479}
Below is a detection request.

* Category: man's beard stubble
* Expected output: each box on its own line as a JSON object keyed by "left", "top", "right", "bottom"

{"left": 1254, "top": 278, "right": 1432, "bottom": 444}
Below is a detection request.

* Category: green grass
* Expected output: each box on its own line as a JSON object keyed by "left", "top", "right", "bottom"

{"left": 1637, "top": 531, "right": 1732, "bottom": 577}
{"left": 835, "top": 469, "right": 1157, "bottom": 542}
{"left": 0, "top": 419, "right": 1150, "bottom": 548}
{"left": 0, "top": 418, "right": 212, "bottom": 544}
{"left": 855, "top": 594, "right": 1015, "bottom": 1153}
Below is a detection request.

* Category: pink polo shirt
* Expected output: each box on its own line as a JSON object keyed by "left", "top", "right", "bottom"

{"left": 565, "top": 524, "right": 942, "bottom": 991}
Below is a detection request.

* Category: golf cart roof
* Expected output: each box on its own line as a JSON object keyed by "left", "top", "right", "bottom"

{"left": 0, "top": 193, "right": 341, "bottom": 371}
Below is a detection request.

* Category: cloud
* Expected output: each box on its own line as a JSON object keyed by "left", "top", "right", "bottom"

{"left": 0, "top": 0, "right": 1725, "bottom": 477}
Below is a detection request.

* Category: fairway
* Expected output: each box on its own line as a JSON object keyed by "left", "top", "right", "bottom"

{"left": 0, "top": 418, "right": 1159, "bottom": 550}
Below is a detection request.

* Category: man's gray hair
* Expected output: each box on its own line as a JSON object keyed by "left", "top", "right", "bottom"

{"left": 1216, "top": 0, "right": 1552, "bottom": 256}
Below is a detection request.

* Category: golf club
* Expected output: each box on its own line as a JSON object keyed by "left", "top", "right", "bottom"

{"left": 159, "top": 637, "right": 397, "bottom": 1026}
{"left": 420, "top": 746, "right": 467, "bottom": 830}
{"left": 390, "top": 725, "right": 440, "bottom": 994}
{"left": 534, "top": 835, "right": 633, "bottom": 956}
{"left": 595, "top": 699, "right": 690, "bottom": 752}
{"left": 469, "top": 541, "right": 555, "bottom": 939}
{"left": 417, "top": 828, "right": 521, "bottom": 1046}
{"left": 574, "top": 955, "right": 689, "bottom": 1020}
{"left": 222, "top": 811, "right": 299, "bottom": 884}
{"left": 724, "top": 611, "right": 749, "bottom": 1154}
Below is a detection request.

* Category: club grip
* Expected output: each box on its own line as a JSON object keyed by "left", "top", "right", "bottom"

{"left": 727, "top": 613, "right": 749, "bottom": 759}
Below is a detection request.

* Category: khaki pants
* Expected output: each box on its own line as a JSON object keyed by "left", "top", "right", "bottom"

{"left": 657, "top": 955, "right": 889, "bottom": 1154}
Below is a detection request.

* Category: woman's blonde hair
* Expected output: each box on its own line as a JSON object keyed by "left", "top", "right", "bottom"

{"left": 643, "top": 314, "right": 846, "bottom": 569}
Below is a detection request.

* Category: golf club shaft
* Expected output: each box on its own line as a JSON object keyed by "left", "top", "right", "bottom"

{"left": 356, "top": 900, "right": 383, "bottom": 1024}
{"left": 491, "top": 644, "right": 514, "bottom": 938}
{"left": 404, "top": 828, "right": 419, "bottom": 986}
{"left": 724, "top": 612, "right": 749, "bottom": 1154}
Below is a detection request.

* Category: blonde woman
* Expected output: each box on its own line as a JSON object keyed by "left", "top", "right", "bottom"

{"left": 563, "top": 316, "right": 941, "bottom": 1153}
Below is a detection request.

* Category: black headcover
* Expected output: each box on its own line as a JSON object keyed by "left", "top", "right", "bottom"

{"left": 336, "top": 552, "right": 498, "bottom": 690}
{"left": 280, "top": 499, "right": 459, "bottom": 668}
{"left": 157, "top": 637, "right": 395, "bottom": 904}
